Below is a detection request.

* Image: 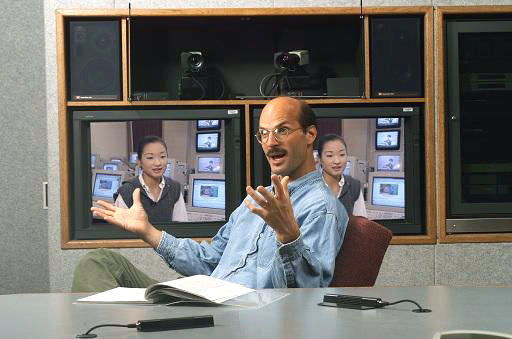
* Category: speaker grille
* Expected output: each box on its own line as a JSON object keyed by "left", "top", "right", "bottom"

{"left": 68, "top": 20, "right": 121, "bottom": 100}
{"left": 371, "top": 17, "right": 423, "bottom": 98}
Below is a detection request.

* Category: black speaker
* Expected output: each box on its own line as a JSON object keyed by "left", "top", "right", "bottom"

{"left": 68, "top": 20, "right": 121, "bottom": 100}
{"left": 371, "top": 17, "right": 423, "bottom": 98}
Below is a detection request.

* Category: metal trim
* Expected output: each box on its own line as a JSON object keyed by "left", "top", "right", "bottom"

{"left": 446, "top": 218, "right": 512, "bottom": 233}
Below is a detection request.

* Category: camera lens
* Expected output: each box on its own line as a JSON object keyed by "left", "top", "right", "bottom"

{"left": 188, "top": 54, "right": 204, "bottom": 71}
{"left": 277, "top": 53, "right": 299, "bottom": 70}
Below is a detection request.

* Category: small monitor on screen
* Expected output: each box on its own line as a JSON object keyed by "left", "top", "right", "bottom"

{"left": 110, "top": 157, "right": 123, "bottom": 164}
{"left": 129, "top": 152, "right": 138, "bottom": 164}
{"left": 187, "top": 174, "right": 225, "bottom": 215}
{"left": 376, "top": 154, "right": 401, "bottom": 172}
{"left": 375, "top": 130, "right": 400, "bottom": 150}
{"left": 343, "top": 156, "right": 356, "bottom": 177}
{"left": 103, "top": 163, "right": 119, "bottom": 171}
{"left": 376, "top": 117, "right": 401, "bottom": 129}
{"left": 197, "top": 120, "right": 221, "bottom": 130}
{"left": 368, "top": 172, "right": 405, "bottom": 212}
{"left": 196, "top": 156, "right": 223, "bottom": 173}
{"left": 91, "top": 170, "right": 125, "bottom": 202}
{"left": 163, "top": 159, "right": 177, "bottom": 178}
{"left": 91, "top": 154, "right": 98, "bottom": 169}
{"left": 196, "top": 132, "right": 220, "bottom": 152}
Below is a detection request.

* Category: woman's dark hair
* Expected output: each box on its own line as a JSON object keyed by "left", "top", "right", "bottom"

{"left": 136, "top": 135, "right": 168, "bottom": 160}
{"left": 317, "top": 134, "right": 347, "bottom": 157}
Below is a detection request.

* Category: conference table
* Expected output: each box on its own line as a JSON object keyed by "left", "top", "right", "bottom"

{"left": 1, "top": 286, "right": 511, "bottom": 338}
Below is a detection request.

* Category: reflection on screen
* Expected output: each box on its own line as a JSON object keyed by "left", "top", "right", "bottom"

{"left": 192, "top": 179, "right": 225, "bottom": 210}
{"left": 197, "top": 157, "right": 222, "bottom": 173}
{"left": 371, "top": 177, "right": 405, "bottom": 208}
{"left": 93, "top": 173, "right": 122, "bottom": 200}
{"left": 377, "top": 155, "right": 401, "bottom": 171}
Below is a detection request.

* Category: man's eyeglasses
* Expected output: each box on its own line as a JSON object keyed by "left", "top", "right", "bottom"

{"left": 254, "top": 126, "right": 303, "bottom": 144}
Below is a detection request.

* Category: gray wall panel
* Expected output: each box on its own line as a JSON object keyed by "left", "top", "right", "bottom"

{"left": 0, "top": 0, "right": 49, "bottom": 294}
{"left": 375, "top": 245, "right": 435, "bottom": 286}
{"left": 436, "top": 244, "right": 512, "bottom": 286}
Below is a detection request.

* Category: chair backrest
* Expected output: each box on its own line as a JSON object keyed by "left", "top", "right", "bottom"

{"left": 329, "top": 216, "right": 393, "bottom": 287}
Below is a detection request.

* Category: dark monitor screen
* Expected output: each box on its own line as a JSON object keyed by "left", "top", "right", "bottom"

{"left": 192, "top": 178, "right": 225, "bottom": 210}
{"left": 103, "top": 163, "right": 119, "bottom": 171}
{"left": 92, "top": 173, "right": 123, "bottom": 200}
{"left": 376, "top": 117, "right": 401, "bottom": 128}
{"left": 197, "top": 156, "right": 222, "bottom": 173}
{"left": 376, "top": 154, "right": 401, "bottom": 171}
{"left": 375, "top": 130, "right": 400, "bottom": 150}
{"left": 197, "top": 120, "right": 221, "bottom": 130}
{"left": 371, "top": 176, "right": 405, "bottom": 208}
{"left": 196, "top": 132, "right": 220, "bottom": 152}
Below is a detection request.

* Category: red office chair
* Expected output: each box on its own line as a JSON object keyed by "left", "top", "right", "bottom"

{"left": 329, "top": 216, "right": 393, "bottom": 287}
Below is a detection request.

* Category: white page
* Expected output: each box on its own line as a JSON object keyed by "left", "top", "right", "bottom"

{"left": 76, "top": 287, "right": 149, "bottom": 304}
{"left": 153, "top": 275, "right": 254, "bottom": 303}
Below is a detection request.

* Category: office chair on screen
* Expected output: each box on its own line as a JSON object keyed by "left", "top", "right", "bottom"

{"left": 330, "top": 216, "right": 393, "bottom": 287}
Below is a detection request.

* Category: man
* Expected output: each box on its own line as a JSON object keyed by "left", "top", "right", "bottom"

{"left": 72, "top": 97, "right": 347, "bottom": 292}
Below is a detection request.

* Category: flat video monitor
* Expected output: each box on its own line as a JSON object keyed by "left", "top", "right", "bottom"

{"left": 376, "top": 117, "right": 401, "bottom": 129}
{"left": 91, "top": 170, "right": 126, "bottom": 201}
{"left": 103, "top": 163, "right": 119, "bottom": 171}
{"left": 368, "top": 172, "right": 405, "bottom": 212}
{"left": 196, "top": 120, "right": 221, "bottom": 130}
{"left": 110, "top": 157, "right": 123, "bottom": 164}
{"left": 375, "top": 130, "right": 400, "bottom": 150}
{"left": 376, "top": 154, "right": 401, "bottom": 172}
{"left": 163, "top": 159, "right": 177, "bottom": 179}
{"left": 196, "top": 156, "right": 223, "bottom": 174}
{"left": 343, "top": 156, "right": 356, "bottom": 177}
{"left": 91, "top": 154, "right": 98, "bottom": 169}
{"left": 196, "top": 132, "right": 220, "bottom": 152}
{"left": 129, "top": 152, "right": 138, "bottom": 164}
{"left": 187, "top": 174, "right": 225, "bottom": 215}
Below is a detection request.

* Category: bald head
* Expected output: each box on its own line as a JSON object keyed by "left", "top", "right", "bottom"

{"left": 260, "top": 97, "right": 316, "bottom": 132}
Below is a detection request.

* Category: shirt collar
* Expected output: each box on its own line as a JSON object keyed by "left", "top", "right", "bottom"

{"left": 320, "top": 169, "right": 345, "bottom": 198}
{"left": 138, "top": 174, "right": 165, "bottom": 192}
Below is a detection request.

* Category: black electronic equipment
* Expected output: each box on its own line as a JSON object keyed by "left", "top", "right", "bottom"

{"left": 371, "top": 17, "right": 423, "bottom": 98}
{"left": 68, "top": 20, "right": 121, "bottom": 101}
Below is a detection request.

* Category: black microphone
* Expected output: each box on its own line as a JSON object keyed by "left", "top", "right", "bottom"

{"left": 136, "top": 315, "right": 214, "bottom": 332}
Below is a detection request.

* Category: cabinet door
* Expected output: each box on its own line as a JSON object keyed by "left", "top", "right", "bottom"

{"left": 446, "top": 20, "right": 512, "bottom": 233}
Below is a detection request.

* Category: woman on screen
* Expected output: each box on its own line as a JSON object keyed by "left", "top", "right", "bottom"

{"left": 114, "top": 136, "right": 188, "bottom": 223}
{"left": 318, "top": 134, "right": 367, "bottom": 217}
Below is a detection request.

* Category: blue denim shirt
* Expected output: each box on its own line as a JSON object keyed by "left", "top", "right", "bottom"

{"left": 155, "top": 170, "right": 347, "bottom": 289}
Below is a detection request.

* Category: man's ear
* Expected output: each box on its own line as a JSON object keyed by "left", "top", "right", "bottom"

{"left": 305, "top": 126, "right": 317, "bottom": 146}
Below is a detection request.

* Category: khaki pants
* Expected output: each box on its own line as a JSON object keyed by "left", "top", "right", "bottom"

{"left": 71, "top": 248, "right": 159, "bottom": 292}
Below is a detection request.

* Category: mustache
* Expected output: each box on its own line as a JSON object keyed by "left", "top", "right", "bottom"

{"left": 266, "top": 147, "right": 287, "bottom": 157}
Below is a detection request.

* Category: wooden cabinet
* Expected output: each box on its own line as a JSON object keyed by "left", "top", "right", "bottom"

{"left": 56, "top": 7, "right": 435, "bottom": 248}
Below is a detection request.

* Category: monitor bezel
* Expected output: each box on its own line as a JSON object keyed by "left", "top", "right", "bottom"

{"left": 196, "top": 119, "right": 221, "bottom": 131}
{"left": 187, "top": 173, "right": 226, "bottom": 216}
{"left": 376, "top": 117, "right": 401, "bottom": 129}
{"left": 196, "top": 155, "right": 224, "bottom": 174}
{"left": 102, "top": 162, "right": 119, "bottom": 171}
{"left": 367, "top": 171, "right": 405, "bottom": 213}
{"left": 375, "top": 153, "right": 402, "bottom": 172}
{"left": 196, "top": 131, "right": 221, "bottom": 152}
{"left": 375, "top": 130, "right": 401, "bottom": 151}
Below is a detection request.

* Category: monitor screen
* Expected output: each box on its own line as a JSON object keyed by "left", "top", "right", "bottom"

{"left": 129, "top": 152, "right": 138, "bottom": 164}
{"left": 92, "top": 172, "right": 123, "bottom": 200}
{"left": 164, "top": 161, "right": 173, "bottom": 178}
{"left": 371, "top": 176, "right": 405, "bottom": 208}
{"left": 103, "top": 163, "right": 119, "bottom": 171}
{"left": 91, "top": 154, "right": 97, "bottom": 169}
{"left": 197, "top": 120, "right": 221, "bottom": 130}
{"left": 110, "top": 158, "right": 123, "bottom": 164}
{"left": 375, "top": 130, "right": 400, "bottom": 150}
{"left": 197, "top": 156, "right": 222, "bottom": 173}
{"left": 196, "top": 132, "right": 220, "bottom": 152}
{"left": 191, "top": 178, "right": 225, "bottom": 210}
{"left": 376, "top": 117, "right": 401, "bottom": 129}
{"left": 376, "top": 154, "right": 401, "bottom": 171}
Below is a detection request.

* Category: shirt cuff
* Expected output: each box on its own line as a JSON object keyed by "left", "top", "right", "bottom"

{"left": 277, "top": 233, "right": 305, "bottom": 261}
{"left": 154, "top": 231, "right": 178, "bottom": 262}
